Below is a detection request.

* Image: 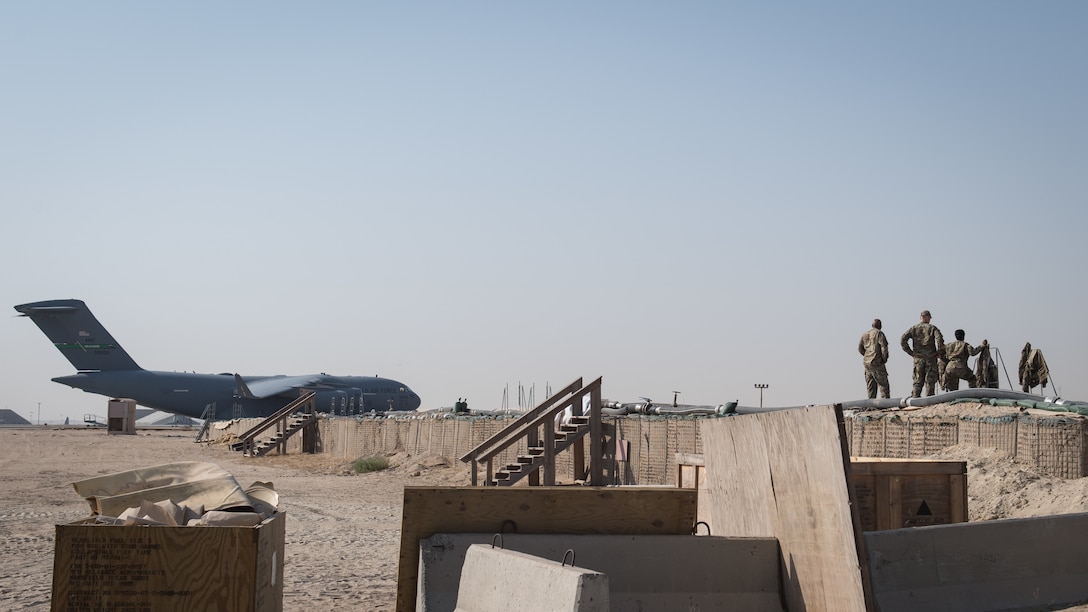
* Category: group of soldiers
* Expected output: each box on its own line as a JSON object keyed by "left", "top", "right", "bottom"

{"left": 858, "top": 310, "right": 989, "bottom": 399}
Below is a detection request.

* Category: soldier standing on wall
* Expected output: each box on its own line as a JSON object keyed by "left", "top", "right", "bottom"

{"left": 858, "top": 319, "right": 891, "bottom": 399}
{"left": 901, "top": 310, "right": 945, "bottom": 398}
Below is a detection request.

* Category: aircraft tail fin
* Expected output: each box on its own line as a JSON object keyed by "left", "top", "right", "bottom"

{"left": 14, "top": 299, "right": 142, "bottom": 372}
{"left": 234, "top": 374, "right": 256, "bottom": 399}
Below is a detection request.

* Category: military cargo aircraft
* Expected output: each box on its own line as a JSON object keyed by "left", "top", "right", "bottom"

{"left": 15, "top": 299, "right": 421, "bottom": 420}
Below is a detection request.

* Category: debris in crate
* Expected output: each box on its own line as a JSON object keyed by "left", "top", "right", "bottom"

{"left": 70, "top": 461, "right": 278, "bottom": 526}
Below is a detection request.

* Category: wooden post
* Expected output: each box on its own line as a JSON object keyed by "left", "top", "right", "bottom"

{"left": 590, "top": 382, "right": 603, "bottom": 486}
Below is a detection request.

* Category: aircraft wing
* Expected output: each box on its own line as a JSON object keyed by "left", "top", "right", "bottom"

{"left": 235, "top": 374, "right": 326, "bottom": 399}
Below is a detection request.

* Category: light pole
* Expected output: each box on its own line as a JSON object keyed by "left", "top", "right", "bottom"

{"left": 37, "top": 402, "right": 41, "bottom": 425}
{"left": 754, "top": 384, "right": 769, "bottom": 409}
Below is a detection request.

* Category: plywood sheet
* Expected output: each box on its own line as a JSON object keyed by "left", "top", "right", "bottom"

{"left": 701, "top": 405, "right": 872, "bottom": 612}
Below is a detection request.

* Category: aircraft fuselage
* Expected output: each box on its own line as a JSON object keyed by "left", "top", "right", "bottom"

{"left": 53, "top": 370, "right": 421, "bottom": 419}
{"left": 17, "top": 299, "right": 423, "bottom": 420}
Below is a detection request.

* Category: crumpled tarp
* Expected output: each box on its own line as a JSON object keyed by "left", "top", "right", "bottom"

{"left": 71, "top": 461, "right": 277, "bottom": 521}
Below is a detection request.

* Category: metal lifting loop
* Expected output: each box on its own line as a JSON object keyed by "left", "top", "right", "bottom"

{"left": 500, "top": 519, "right": 518, "bottom": 534}
{"left": 692, "top": 521, "right": 711, "bottom": 536}
{"left": 491, "top": 534, "right": 503, "bottom": 549}
{"left": 561, "top": 549, "right": 576, "bottom": 567}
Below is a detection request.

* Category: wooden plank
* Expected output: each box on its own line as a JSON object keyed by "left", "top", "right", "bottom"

{"left": 950, "top": 473, "right": 967, "bottom": 526}
{"left": 852, "top": 473, "right": 878, "bottom": 532}
{"left": 850, "top": 458, "right": 966, "bottom": 476}
{"left": 889, "top": 476, "right": 903, "bottom": 532}
{"left": 675, "top": 452, "right": 706, "bottom": 466}
{"left": 702, "top": 405, "right": 871, "bottom": 612}
{"left": 52, "top": 512, "right": 284, "bottom": 612}
{"left": 588, "top": 385, "right": 603, "bottom": 486}
{"left": 395, "top": 486, "right": 697, "bottom": 612}
{"left": 255, "top": 509, "right": 286, "bottom": 612}
{"left": 873, "top": 475, "right": 890, "bottom": 532}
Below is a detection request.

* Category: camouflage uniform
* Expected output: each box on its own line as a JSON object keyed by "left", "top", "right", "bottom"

{"left": 944, "top": 340, "right": 982, "bottom": 391}
{"left": 901, "top": 321, "right": 945, "bottom": 397}
{"left": 858, "top": 328, "right": 890, "bottom": 399}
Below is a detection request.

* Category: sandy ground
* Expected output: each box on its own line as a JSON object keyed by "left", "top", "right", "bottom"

{"left": 0, "top": 427, "right": 470, "bottom": 611}
{"left": 2, "top": 410, "right": 1087, "bottom": 611}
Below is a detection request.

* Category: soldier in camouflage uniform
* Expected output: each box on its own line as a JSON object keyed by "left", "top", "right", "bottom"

{"left": 858, "top": 319, "right": 890, "bottom": 399}
{"left": 900, "top": 310, "right": 945, "bottom": 397}
{"left": 944, "top": 329, "right": 987, "bottom": 391}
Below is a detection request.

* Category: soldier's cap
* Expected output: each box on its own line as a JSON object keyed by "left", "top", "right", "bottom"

{"left": 921, "top": 310, "right": 931, "bottom": 317}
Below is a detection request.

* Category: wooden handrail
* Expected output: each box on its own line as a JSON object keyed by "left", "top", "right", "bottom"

{"left": 237, "top": 392, "right": 316, "bottom": 456}
{"left": 475, "top": 381, "right": 592, "bottom": 465}
{"left": 460, "top": 377, "right": 603, "bottom": 486}
{"left": 458, "top": 378, "right": 583, "bottom": 463}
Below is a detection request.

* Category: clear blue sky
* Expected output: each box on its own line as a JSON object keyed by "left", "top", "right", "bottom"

{"left": 3, "top": 3, "right": 1086, "bottom": 423}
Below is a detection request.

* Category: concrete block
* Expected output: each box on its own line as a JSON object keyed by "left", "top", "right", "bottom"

{"left": 454, "top": 544, "right": 608, "bottom": 612}
{"left": 866, "top": 512, "right": 1088, "bottom": 612}
{"left": 420, "top": 534, "right": 782, "bottom": 612}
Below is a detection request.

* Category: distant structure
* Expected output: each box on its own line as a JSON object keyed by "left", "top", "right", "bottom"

{"left": 148, "top": 414, "right": 198, "bottom": 427}
{"left": 0, "top": 410, "right": 32, "bottom": 426}
{"left": 135, "top": 408, "right": 157, "bottom": 421}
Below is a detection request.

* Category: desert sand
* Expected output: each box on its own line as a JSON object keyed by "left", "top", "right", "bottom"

{"left": 0, "top": 426, "right": 470, "bottom": 611}
{"left": 1, "top": 419, "right": 1087, "bottom": 611}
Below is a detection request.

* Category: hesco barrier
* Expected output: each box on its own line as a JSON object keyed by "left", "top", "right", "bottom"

{"left": 845, "top": 413, "right": 1088, "bottom": 479}
{"left": 220, "top": 411, "right": 1088, "bottom": 482}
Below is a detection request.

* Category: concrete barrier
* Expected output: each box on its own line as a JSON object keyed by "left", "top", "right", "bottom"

{"left": 865, "top": 512, "right": 1088, "bottom": 611}
{"left": 420, "top": 534, "right": 783, "bottom": 612}
{"left": 454, "top": 544, "right": 608, "bottom": 612}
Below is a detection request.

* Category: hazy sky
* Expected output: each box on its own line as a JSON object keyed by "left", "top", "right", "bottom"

{"left": 4, "top": 3, "right": 1086, "bottom": 423}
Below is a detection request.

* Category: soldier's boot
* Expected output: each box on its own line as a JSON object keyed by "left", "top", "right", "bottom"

{"left": 967, "top": 374, "right": 978, "bottom": 389}
{"left": 911, "top": 385, "right": 922, "bottom": 398}
{"left": 925, "top": 382, "right": 936, "bottom": 396}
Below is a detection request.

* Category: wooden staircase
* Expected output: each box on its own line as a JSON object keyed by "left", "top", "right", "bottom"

{"left": 232, "top": 392, "right": 317, "bottom": 457}
{"left": 459, "top": 377, "right": 604, "bottom": 486}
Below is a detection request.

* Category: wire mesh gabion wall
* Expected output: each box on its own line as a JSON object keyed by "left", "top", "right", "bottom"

{"left": 221, "top": 410, "right": 1087, "bottom": 481}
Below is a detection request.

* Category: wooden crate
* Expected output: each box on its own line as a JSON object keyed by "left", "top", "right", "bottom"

{"left": 52, "top": 511, "right": 285, "bottom": 612}
{"left": 397, "top": 486, "right": 698, "bottom": 612}
{"left": 676, "top": 452, "right": 706, "bottom": 489}
{"left": 676, "top": 454, "right": 967, "bottom": 532}
{"left": 849, "top": 458, "right": 967, "bottom": 531}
